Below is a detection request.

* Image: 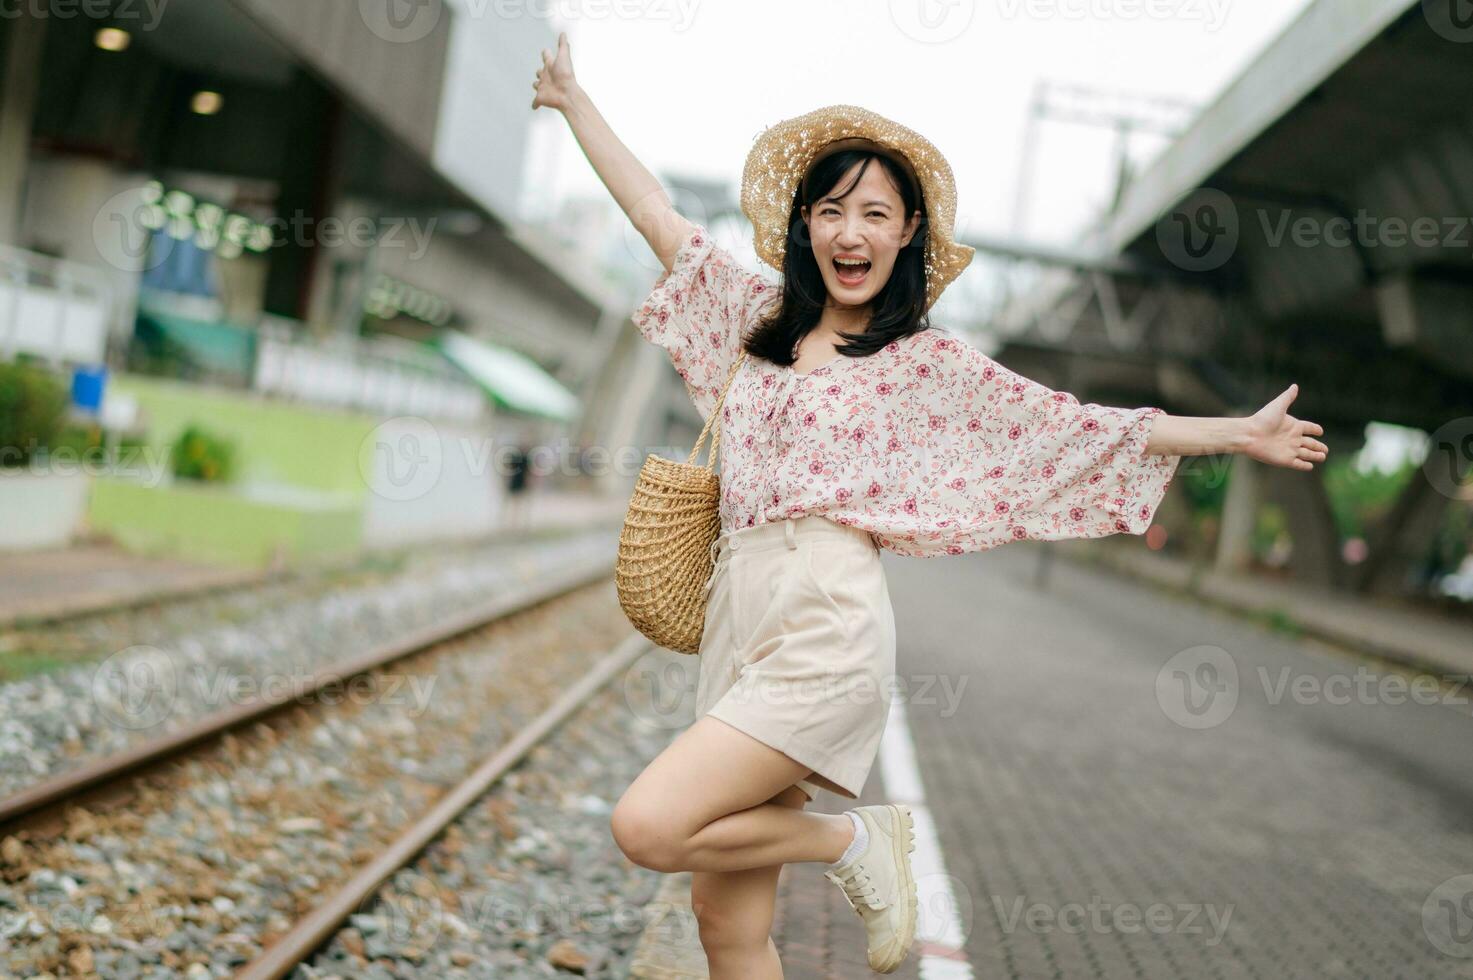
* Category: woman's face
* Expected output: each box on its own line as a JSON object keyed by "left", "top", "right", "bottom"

{"left": 800, "top": 158, "right": 922, "bottom": 310}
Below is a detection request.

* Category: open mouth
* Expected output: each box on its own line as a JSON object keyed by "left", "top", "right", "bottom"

{"left": 833, "top": 257, "right": 871, "bottom": 286}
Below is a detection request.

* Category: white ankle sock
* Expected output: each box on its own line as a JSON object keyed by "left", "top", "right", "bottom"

{"left": 829, "top": 811, "right": 868, "bottom": 867}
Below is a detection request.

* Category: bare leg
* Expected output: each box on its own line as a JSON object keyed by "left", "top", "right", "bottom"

{"left": 690, "top": 784, "right": 808, "bottom": 979}
{"left": 611, "top": 715, "right": 856, "bottom": 874}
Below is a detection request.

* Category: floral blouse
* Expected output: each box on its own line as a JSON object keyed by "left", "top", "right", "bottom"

{"left": 631, "top": 221, "right": 1183, "bottom": 558}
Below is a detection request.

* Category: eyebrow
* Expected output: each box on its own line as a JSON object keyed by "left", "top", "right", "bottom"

{"left": 820, "top": 199, "right": 892, "bottom": 209}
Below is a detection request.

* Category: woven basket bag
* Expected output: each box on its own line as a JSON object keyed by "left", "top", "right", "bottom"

{"left": 616, "top": 351, "right": 748, "bottom": 654}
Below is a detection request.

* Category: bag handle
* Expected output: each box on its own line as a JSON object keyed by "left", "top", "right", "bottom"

{"left": 687, "top": 351, "right": 749, "bottom": 470}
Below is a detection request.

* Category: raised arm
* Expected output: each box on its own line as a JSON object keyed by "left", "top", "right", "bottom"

{"left": 530, "top": 31, "right": 692, "bottom": 275}
{"left": 1144, "top": 383, "right": 1329, "bottom": 471}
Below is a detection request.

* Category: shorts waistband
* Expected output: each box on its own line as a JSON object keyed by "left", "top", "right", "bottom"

{"left": 699, "top": 516, "right": 876, "bottom": 598}
{"left": 717, "top": 515, "right": 875, "bottom": 559}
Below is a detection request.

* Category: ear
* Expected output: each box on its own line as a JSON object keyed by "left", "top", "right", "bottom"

{"left": 901, "top": 210, "right": 921, "bottom": 247}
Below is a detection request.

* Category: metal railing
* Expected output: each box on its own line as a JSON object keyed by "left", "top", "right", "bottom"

{"left": 0, "top": 243, "right": 116, "bottom": 366}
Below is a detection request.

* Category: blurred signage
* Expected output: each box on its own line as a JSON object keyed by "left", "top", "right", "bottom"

{"left": 135, "top": 180, "right": 274, "bottom": 260}
{"left": 364, "top": 273, "right": 455, "bottom": 327}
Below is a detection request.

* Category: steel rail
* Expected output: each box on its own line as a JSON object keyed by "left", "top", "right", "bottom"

{"left": 0, "top": 560, "right": 613, "bottom": 829}
{"left": 237, "top": 630, "right": 652, "bottom": 979}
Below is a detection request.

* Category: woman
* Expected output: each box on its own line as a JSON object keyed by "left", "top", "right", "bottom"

{"left": 532, "top": 32, "right": 1327, "bottom": 977}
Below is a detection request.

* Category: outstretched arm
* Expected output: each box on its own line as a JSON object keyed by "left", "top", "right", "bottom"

{"left": 1145, "top": 383, "right": 1329, "bottom": 470}
{"left": 530, "top": 31, "right": 693, "bottom": 276}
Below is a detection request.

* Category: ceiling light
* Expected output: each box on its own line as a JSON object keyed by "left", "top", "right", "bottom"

{"left": 191, "top": 91, "right": 224, "bottom": 115}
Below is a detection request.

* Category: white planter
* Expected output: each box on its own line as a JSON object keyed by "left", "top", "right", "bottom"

{"left": 0, "top": 469, "right": 91, "bottom": 550}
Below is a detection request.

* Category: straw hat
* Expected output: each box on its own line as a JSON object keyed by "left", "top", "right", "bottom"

{"left": 740, "top": 104, "right": 976, "bottom": 312}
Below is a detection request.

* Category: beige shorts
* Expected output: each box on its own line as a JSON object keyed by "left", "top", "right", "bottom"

{"left": 694, "top": 514, "right": 897, "bottom": 802}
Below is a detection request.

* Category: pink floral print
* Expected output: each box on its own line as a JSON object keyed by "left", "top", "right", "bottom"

{"left": 633, "top": 221, "right": 1183, "bottom": 558}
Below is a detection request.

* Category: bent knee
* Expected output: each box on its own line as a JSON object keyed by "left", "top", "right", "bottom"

{"left": 610, "top": 799, "right": 686, "bottom": 872}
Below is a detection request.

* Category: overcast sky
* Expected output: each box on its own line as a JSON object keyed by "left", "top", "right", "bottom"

{"left": 529, "top": 0, "right": 1315, "bottom": 248}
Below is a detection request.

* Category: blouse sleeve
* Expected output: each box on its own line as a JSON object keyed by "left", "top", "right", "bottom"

{"left": 631, "top": 221, "right": 778, "bottom": 419}
{"left": 871, "top": 329, "right": 1182, "bottom": 557}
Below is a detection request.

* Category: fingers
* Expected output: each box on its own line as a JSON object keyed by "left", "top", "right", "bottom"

{"left": 1302, "top": 430, "right": 1337, "bottom": 453}
{"left": 1295, "top": 418, "right": 1325, "bottom": 438}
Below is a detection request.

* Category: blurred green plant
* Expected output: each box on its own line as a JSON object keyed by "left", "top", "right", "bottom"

{"left": 0, "top": 359, "right": 67, "bottom": 468}
{"left": 50, "top": 422, "right": 149, "bottom": 463}
{"left": 1253, "top": 502, "right": 1290, "bottom": 565}
{"left": 170, "top": 424, "right": 236, "bottom": 483}
{"left": 1175, "top": 455, "right": 1231, "bottom": 514}
{"left": 1322, "top": 455, "right": 1418, "bottom": 541}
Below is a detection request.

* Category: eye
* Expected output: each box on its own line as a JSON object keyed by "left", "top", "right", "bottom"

{"left": 818, "top": 207, "right": 888, "bottom": 218}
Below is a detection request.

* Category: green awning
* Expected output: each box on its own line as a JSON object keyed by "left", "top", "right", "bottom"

{"left": 134, "top": 309, "right": 257, "bottom": 378}
{"left": 432, "top": 329, "right": 580, "bottom": 423}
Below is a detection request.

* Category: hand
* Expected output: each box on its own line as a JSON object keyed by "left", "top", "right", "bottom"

{"left": 1242, "top": 384, "right": 1328, "bottom": 471}
{"left": 531, "top": 31, "right": 577, "bottom": 112}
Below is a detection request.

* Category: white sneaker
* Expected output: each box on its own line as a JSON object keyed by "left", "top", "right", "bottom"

{"left": 822, "top": 803, "right": 918, "bottom": 973}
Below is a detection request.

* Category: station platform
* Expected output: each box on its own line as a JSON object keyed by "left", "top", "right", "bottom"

{"left": 626, "top": 539, "right": 1470, "bottom": 978}
{"left": 0, "top": 488, "right": 627, "bottom": 626}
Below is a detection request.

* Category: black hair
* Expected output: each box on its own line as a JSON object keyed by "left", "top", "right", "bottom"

{"left": 743, "top": 148, "right": 933, "bottom": 367}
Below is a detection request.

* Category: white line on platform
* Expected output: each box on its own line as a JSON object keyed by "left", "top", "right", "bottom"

{"left": 878, "top": 695, "right": 974, "bottom": 979}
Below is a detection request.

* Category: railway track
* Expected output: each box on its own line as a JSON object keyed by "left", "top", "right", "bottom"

{"left": 241, "top": 630, "right": 651, "bottom": 979}
{"left": 0, "top": 557, "right": 668, "bottom": 978}
{"left": 0, "top": 525, "right": 619, "bottom": 801}
{"left": 0, "top": 561, "right": 610, "bottom": 829}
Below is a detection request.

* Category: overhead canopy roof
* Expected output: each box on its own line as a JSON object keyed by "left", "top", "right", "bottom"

{"left": 1108, "top": 0, "right": 1424, "bottom": 255}
{"left": 432, "top": 329, "right": 580, "bottom": 423}
{"left": 1004, "top": 0, "right": 1473, "bottom": 429}
{"left": 133, "top": 308, "right": 257, "bottom": 379}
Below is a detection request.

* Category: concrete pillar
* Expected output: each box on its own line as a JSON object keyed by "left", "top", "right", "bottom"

{"left": 1215, "top": 454, "right": 1259, "bottom": 572}
{"left": 1355, "top": 466, "right": 1459, "bottom": 596}
{"left": 595, "top": 337, "right": 666, "bottom": 496}
{"left": 1262, "top": 464, "right": 1345, "bottom": 589}
{"left": 0, "top": 13, "right": 46, "bottom": 244}
{"left": 262, "top": 70, "right": 339, "bottom": 325}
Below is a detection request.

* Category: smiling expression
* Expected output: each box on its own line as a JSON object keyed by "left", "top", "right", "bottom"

{"left": 800, "top": 157, "right": 922, "bottom": 309}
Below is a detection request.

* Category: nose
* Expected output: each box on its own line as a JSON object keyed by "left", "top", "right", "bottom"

{"left": 836, "top": 214, "right": 866, "bottom": 248}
